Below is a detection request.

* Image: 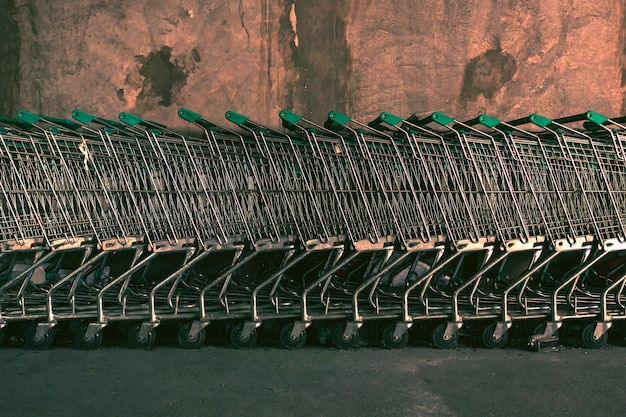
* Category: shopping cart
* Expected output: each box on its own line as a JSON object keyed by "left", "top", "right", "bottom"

{"left": 278, "top": 110, "right": 406, "bottom": 348}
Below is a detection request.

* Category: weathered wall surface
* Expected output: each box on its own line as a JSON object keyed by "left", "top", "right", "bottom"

{"left": 345, "top": 0, "right": 626, "bottom": 122}
{"left": 2, "top": 0, "right": 626, "bottom": 127}
{"left": 0, "top": 0, "right": 20, "bottom": 117}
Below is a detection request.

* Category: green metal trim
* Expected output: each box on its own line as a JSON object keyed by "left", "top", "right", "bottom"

{"left": 72, "top": 110, "right": 128, "bottom": 131}
{"left": 279, "top": 109, "right": 303, "bottom": 125}
{"left": 49, "top": 117, "right": 80, "bottom": 130}
{"left": 17, "top": 110, "right": 81, "bottom": 130}
{"left": 586, "top": 110, "right": 608, "bottom": 126}
{"left": 431, "top": 112, "right": 454, "bottom": 126}
{"left": 71, "top": 109, "right": 96, "bottom": 125}
{"left": 118, "top": 112, "right": 143, "bottom": 126}
{"left": 0, "top": 116, "right": 26, "bottom": 127}
{"left": 16, "top": 110, "right": 41, "bottom": 125}
{"left": 529, "top": 114, "right": 552, "bottom": 128}
{"left": 379, "top": 112, "right": 403, "bottom": 127}
{"left": 225, "top": 110, "right": 250, "bottom": 126}
{"left": 478, "top": 114, "right": 501, "bottom": 129}
{"left": 178, "top": 108, "right": 221, "bottom": 131}
{"left": 178, "top": 108, "right": 202, "bottom": 123}
{"left": 327, "top": 111, "right": 352, "bottom": 126}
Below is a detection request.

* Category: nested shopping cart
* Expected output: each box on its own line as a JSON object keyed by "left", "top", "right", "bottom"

{"left": 169, "top": 108, "right": 344, "bottom": 349}
{"left": 277, "top": 110, "right": 411, "bottom": 348}
{"left": 4, "top": 110, "right": 203, "bottom": 349}
{"left": 0, "top": 113, "right": 117, "bottom": 348}
{"left": 520, "top": 112, "right": 626, "bottom": 349}
{"left": 2, "top": 103, "right": 626, "bottom": 352}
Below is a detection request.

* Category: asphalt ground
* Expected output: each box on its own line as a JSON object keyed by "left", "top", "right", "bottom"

{"left": 1, "top": 329, "right": 625, "bottom": 417}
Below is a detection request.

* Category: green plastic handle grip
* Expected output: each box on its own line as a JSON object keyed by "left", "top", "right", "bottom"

{"left": 529, "top": 114, "right": 552, "bottom": 128}
{"left": 417, "top": 112, "right": 454, "bottom": 127}
{"left": 178, "top": 108, "right": 223, "bottom": 131}
{"left": 225, "top": 110, "right": 250, "bottom": 126}
{"left": 178, "top": 108, "right": 202, "bottom": 123}
{"left": 327, "top": 111, "right": 352, "bottom": 126}
{"left": 279, "top": 109, "right": 303, "bottom": 126}
{"left": 71, "top": 109, "right": 96, "bottom": 125}
{"left": 118, "top": 112, "right": 144, "bottom": 126}
{"left": 17, "top": 109, "right": 81, "bottom": 130}
{"left": 507, "top": 114, "right": 552, "bottom": 128}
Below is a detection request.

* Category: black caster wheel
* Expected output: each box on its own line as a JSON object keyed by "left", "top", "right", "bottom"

{"left": 229, "top": 322, "right": 257, "bottom": 348}
{"left": 177, "top": 322, "right": 206, "bottom": 349}
{"left": 331, "top": 323, "right": 359, "bottom": 349}
{"left": 279, "top": 322, "right": 306, "bottom": 349}
{"left": 432, "top": 323, "right": 458, "bottom": 349}
{"left": 481, "top": 323, "right": 508, "bottom": 349}
{"left": 381, "top": 323, "right": 409, "bottom": 349}
{"left": 74, "top": 323, "right": 103, "bottom": 350}
{"left": 580, "top": 322, "right": 608, "bottom": 349}
{"left": 128, "top": 323, "right": 156, "bottom": 349}
{"left": 24, "top": 323, "right": 54, "bottom": 350}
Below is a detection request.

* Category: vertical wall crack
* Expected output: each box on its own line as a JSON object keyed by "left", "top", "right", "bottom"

{"left": 238, "top": 0, "right": 250, "bottom": 42}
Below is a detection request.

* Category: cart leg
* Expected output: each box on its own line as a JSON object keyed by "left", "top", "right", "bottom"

{"left": 290, "top": 321, "right": 309, "bottom": 340}
{"left": 528, "top": 321, "right": 561, "bottom": 351}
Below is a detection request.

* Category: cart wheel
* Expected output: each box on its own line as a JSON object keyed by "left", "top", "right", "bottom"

{"left": 381, "top": 323, "right": 409, "bottom": 349}
{"left": 74, "top": 323, "right": 103, "bottom": 350}
{"left": 177, "top": 322, "right": 206, "bottom": 349}
{"left": 331, "top": 323, "right": 359, "bottom": 349}
{"left": 229, "top": 322, "right": 257, "bottom": 348}
{"left": 279, "top": 322, "right": 306, "bottom": 349}
{"left": 481, "top": 323, "right": 508, "bottom": 349}
{"left": 128, "top": 324, "right": 156, "bottom": 349}
{"left": 432, "top": 323, "right": 458, "bottom": 349}
{"left": 580, "top": 322, "right": 608, "bottom": 349}
{"left": 24, "top": 323, "right": 54, "bottom": 350}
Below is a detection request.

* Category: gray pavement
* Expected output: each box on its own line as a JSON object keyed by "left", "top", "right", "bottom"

{"left": 1, "top": 343, "right": 625, "bottom": 417}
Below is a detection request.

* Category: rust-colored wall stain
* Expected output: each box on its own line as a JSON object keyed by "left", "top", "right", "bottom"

{"left": 459, "top": 48, "right": 517, "bottom": 105}
{"left": 136, "top": 46, "right": 188, "bottom": 108}
{"left": 1, "top": 0, "right": 625, "bottom": 127}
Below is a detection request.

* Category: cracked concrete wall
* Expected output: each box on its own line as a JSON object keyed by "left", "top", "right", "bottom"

{"left": 2, "top": 0, "right": 626, "bottom": 127}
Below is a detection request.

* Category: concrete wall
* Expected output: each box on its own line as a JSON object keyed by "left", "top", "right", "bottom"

{"left": 2, "top": 0, "right": 626, "bottom": 128}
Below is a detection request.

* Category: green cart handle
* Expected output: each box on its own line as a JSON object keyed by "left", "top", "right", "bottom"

{"left": 414, "top": 112, "right": 454, "bottom": 127}
{"left": 463, "top": 114, "right": 502, "bottom": 129}
{"left": 17, "top": 109, "right": 81, "bottom": 130}
{"left": 0, "top": 116, "right": 30, "bottom": 130}
{"left": 118, "top": 112, "right": 144, "bottom": 126}
{"left": 507, "top": 114, "right": 552, "bottom": 128}
{"left": 178, "top": 108, "right": 234, "bottom": 134}
{"left": 72, "top": 109, "right": 128, "bottom": 130}
{"left": 279, "top": 109, "right": 303, "bottom": 130}
{"left": 369, "top": 111, "right": 404, "bottom": 130}
{"left": 324, "top": 111, "right": 353, "bottom": 132}
{"left": 553, "top": 111, "right": 608, "bottom": 126}
{"left": 224, "top": 110, "right": 250, "bottom": 127}
{"left": 119, "top": 112, "right": 168, "bottom": 131}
